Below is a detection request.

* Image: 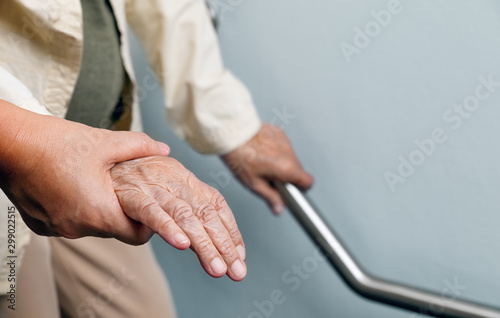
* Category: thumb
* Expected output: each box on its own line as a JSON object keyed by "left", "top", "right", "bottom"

{"left": 106, "top": 131, "right": 170, "bottom": 164}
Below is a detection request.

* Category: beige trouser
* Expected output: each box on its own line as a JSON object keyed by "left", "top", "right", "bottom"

{"left": 0, "top": 233, "right": 176, "bottom": 318}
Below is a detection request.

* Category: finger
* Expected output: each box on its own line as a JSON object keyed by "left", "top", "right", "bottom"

{"left": 116, "top": 189, "right": 190, "bottom": 250}
{"left": 288, "top": 169, "right": 314, "bottom": 190}
{"left": 187, "top": 177, "right": 246, "bottom": 260}
{"left": 249, "top": 178, "right": 286, "bottom": 215}
{"left": 173, "top": 184, "right": 246, "bottom": 281}
{"left": 106, "top": 131, "right": 170, "bottom": 163}
{"left": 156, "top": 193, "right": 229, "bottom": 278}
{"left": 156, "top": 141, "right": 171, "bottom": 156}
{"left": 262, "top": 159, "right": 314, "bottom": 190}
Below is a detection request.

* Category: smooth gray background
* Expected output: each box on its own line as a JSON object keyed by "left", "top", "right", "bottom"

{"left": 130, "top": 1, "right": 500, "bottom": 317}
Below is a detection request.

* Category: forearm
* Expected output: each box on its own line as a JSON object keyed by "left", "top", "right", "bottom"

{"left": 0, "top": 99, "right": 58, "bottom": 192}
{"left": 0, "top": 99, "right": 34, "bottom": 179}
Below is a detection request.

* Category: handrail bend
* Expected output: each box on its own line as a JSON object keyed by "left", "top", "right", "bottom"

{"left": 276, "top": 182, "right": 500, "bottom": 318}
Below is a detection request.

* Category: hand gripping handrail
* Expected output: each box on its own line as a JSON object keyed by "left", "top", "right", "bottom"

{"left": 276, "top": 182, "right": 500, "bottom": 318}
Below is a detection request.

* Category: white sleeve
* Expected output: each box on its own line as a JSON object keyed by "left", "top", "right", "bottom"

{"left": 0, "top": 65, "right": 52, "bottom": 116}
{"left": 125, "top": 0, "right": 261, "bottom": 154}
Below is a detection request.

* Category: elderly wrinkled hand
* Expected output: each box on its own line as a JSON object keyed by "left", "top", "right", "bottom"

{"left": 222, "top": 124, "right": 314, "bottom": 215}
{"left": 111, "top": 156, "right": 247, "bottom": 281}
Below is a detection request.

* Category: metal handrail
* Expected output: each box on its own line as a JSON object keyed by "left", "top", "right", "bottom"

{"left": 276, "top": 182, "right": 500, "bottom": 318}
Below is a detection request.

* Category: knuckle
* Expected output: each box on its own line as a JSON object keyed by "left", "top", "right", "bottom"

{"left": 196, "top": 237, "right": 213, "bottom": 252}
{"left": 217, "top": 239, "right": 234, "bottom": 256}
{"left": 158, "top": 217, "right": 175, "bottom": 233}
{"left": 134, "top": 132, "right": 155, "bottom": 149}
{"left": 154, "top": 191, "right": 172, "bottom": 203}
{"left": 185, "top": 172, "right": 198, "bottom": 186}
{"left": 196, "top": 205, "right": 218, "bottom": 225}
{"left": 210, "top": 192, "right": 227, "bottom": 209}
{"left": 171, "top": 204, "right": 193, "bottom": 222}
{"left": 228, "top": 226, "right": 241, "bottom": 239}
{"left": 118, "top": 189, "right": 136, "bottom": 202}
{"left": 137, "top": 197, "right": 157, "bottom": 221}
{"left": 279, "top": 159, "right": 296, "bottom": 172}
{"left": 134, "top": 131, "right": 149, "bottom": 141}
{"left": 175, "top": 185, "right": 192, "bottom": 198}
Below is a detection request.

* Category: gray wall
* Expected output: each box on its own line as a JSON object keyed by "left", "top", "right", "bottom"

{"left": 130, "top": 1, "right": 500, "bottom": 317}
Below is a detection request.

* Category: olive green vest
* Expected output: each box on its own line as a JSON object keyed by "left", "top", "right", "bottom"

{"left": 65, "top": 0, "right": 125, "bottom": 129}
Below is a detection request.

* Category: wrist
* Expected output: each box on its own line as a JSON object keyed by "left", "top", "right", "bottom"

{"left": 0, "top": 100, "right": 46, "bottom": 183}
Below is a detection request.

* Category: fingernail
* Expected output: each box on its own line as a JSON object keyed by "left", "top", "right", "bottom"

{"left": 210, "top": 257, "right": 226, "bottom": 275}
{"left": 174, "top": 233, "right": 189, "bottom": 245}
{"left": 272, "top": 203, "right": 285, "bottom": 215}
{"left": 157, "top": 142, "right": 170, "bottom": 155}
{"left": 237, "top": 244, "right": 246, "bottom": 260}
{"left": 231, "top": 259, "right": 246, "bottom": 279}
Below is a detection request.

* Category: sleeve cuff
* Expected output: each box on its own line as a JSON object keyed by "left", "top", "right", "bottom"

{"left": 185, "top": 110, "right": 262, "bottom": 155}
